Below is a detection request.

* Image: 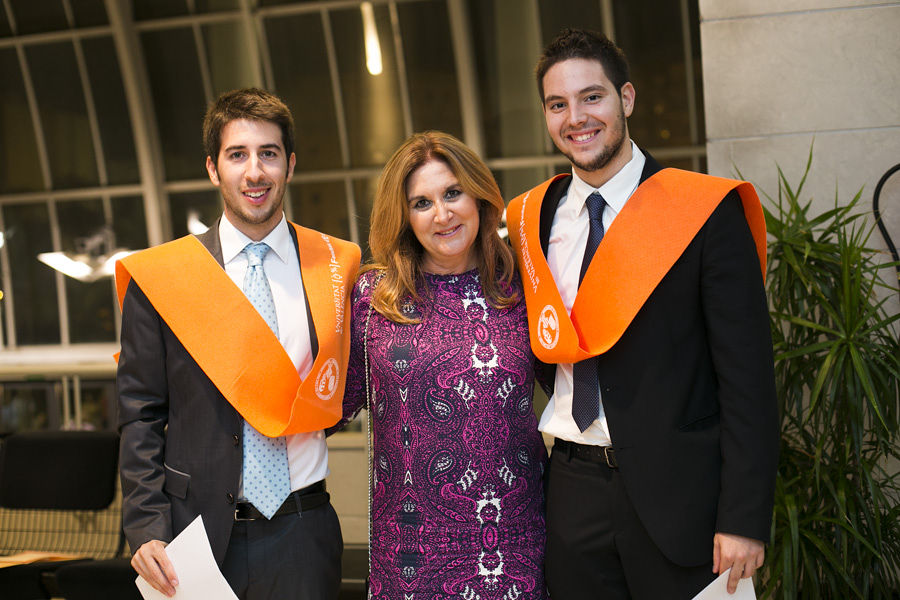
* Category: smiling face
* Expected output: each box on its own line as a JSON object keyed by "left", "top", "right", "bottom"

{"left": 542, "top": 57, "right": 635, "bottom": 188}
{"left": 406, "top": 157, "right": 480, "bottom": 275}
{"left": 206, "top": 118, "right": 296, "bottom": 241}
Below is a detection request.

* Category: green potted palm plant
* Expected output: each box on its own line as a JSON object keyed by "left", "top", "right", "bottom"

{"left": 753, "top": 150, "right": 900, "bottom": 598}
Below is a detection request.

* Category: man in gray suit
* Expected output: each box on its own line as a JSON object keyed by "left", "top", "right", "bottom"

{"left": 117, "top": 88, "right": 359, "bottom": 599}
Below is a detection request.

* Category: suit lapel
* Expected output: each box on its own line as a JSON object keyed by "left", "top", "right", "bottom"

{"left": 288, "top": 223, "right": 320, "bottom": 360}
{"left": 195, "top": 218, "right": 224, "bottom": 266}
{"left": 639, "top": 149, "right": 664, "bottom": 183}
{"left": 539, "top": 175, "right": 570, "bottom": 256}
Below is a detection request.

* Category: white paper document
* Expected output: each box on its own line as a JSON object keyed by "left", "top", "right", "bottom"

{"left": 692, "top": 568, "right": 756, "bottom": 600}
{"left": 136, "top": 515, "right": 238, "bottom": 600}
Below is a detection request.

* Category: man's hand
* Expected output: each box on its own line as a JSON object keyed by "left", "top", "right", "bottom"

{"left": 132, "top": 540, "right": 178, "bottom": 597}
{"left": 713, "top": 532, "right": 764, "bottom": 594}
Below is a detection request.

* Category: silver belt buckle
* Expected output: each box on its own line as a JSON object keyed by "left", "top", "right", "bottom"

{"left": 602, "top": 446, "right": 618, "bottom": 469}
{"left": 234, "top": 505, "right": 254, "bottom": 522}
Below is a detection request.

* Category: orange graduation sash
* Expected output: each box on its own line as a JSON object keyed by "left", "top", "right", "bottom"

{"left": 507, "top": 168, "right": 766, "bottom": 364}
{"left": 115, "top": 223, "right": 361, "bottom": 436}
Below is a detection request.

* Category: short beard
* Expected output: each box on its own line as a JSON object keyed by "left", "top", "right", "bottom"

{"left": 564, "top": 110, "right": 627, "bottom": 174}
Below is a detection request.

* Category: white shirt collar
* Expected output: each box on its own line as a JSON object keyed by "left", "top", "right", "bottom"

{"left": 567, "top": 140, "right": 646, "bottom": 216}
{"left": 219, "top": 213, "right": 293, "bottom": 265}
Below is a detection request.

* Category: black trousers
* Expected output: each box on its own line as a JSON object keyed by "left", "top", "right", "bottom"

{"left": 222, "top": 499, "right": 343, "bottom": 600}
{"left": 545, "top": 445, "right": 715, "bottom": 600}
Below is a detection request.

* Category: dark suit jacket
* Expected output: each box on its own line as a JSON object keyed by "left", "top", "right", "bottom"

{"left": 540, "top": 153, "right": 779, "bottom": 567}
{"left": 117, "top": 220, "right": 318, "bottom": 565}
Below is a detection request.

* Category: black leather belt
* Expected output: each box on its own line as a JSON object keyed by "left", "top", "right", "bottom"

{"left": 234, "top": 480, "right": 329, "bottom": 521}
{"left": 554, "top": 439, "right": 618, "bottom": 469}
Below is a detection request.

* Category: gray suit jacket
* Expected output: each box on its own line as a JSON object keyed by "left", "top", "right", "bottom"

{"left": 117, "top": 219, "right": 317, "bottom": 564}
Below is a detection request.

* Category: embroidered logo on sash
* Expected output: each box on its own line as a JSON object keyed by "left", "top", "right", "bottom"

{"left": 537, "top": 304, "right": 560, "bottom": 350}
{"left": 315, "top": 357, "right": 340, "bottom": 401}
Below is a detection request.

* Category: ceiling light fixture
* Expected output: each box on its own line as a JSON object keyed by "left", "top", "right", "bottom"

{"left": 37, "top": 227, "right": 135, "bottom": 283}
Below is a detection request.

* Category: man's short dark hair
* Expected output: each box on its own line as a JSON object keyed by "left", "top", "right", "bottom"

{"left": 202, "top": 88, "right": 295, "bottom": 162}
{"left": 535, "top": 28, "right": 630, "bottom": 101}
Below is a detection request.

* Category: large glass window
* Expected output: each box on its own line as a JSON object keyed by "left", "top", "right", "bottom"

{"left": 3, "top": 203, "right": 60, "bottom": 345}
{"left": 331, "top": 5, "right": 406, "bottom": 167}
{"left": 8, "top": 0, "right": 68, "bottom": 35}
{"left": 265, "top": 13, "right": 343, "bottom": 172}
{"left": 142, "top": 27, "right": 208, "bottom": 181}
{"left": 0, "top": 7, "right": 13, "bottom": 37}
{"left": 467, "top": 0, "right": 547, "bottom": 160}
{"left": 72, "top": 0, "right": 109, "bottom": 28}
{"left": 289, "top": 181, "right": 351, "bottom": 241}
{"left": 83, "top": 36, "right": 140, "bottom": 186}
{"left": 133, "top": 0, "right": 190, "bottom": 21}
{"left": 56, "top": 200, "right": 117, "bottom": 343}
{"left": 397, "top": 1, "right": 463, "bottom": 137}
{"left": 112, "top": 196, "right": 150, "bottom": 251}
{"left": 204, "top": 21, "right": 258, "bottom": 96}
{"left": 0, "top": 49, "right": 42, "bottom": 193}
{"left": 27, "top": 42, "right": 100, "bottom": 189}
{"left": 169, "top": 191, "right": 221, "bottom": 239}
{"left": 615, "top": 0, "right": 697, "bottom": 149}
{"left": 0, "top": 0, "right": 706, "bottom": 360}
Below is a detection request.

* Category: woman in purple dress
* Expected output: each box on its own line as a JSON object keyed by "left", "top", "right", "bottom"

{"left": 331, "top": 132, "right": 547, "bottom": 599}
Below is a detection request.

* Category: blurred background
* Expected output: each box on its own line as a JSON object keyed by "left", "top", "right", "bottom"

{"left": 0, "top": 0, "right": 897, "bottom": 546}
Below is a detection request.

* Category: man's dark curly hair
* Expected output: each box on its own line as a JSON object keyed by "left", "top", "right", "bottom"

{"left": 535, "top": 28, "right": 630, "bottom": 101}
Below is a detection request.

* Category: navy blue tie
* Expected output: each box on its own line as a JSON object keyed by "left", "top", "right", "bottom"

{"left": 572, "top": 192, "right": 606, "bottom": 432}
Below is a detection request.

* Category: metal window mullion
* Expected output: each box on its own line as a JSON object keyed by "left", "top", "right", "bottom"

{"left": 321, "top": 9, "right": 358, "bottom": 245}
{"left": 102, "top": 195, "right": 122, "bottom": 340}
{"left": 238, "top": 0, "right": 264, "bottom": 87}
{"left": 600, "top": 0, "right": 615, "bottom": 41}
{"left": 259, "top": 0, "right": 418, "bottom": 20}
{"left": 133, "top": 10, "right": 241, "bottom": 32}
{"left": 190, "top": 18, "right": 215, "bottom": 105}
{"left": 72, "top": 37, "right": 109, "bottom": 186}
{"left": 679, "top": 0, "right": 701, "bottom": 172}
{"left": 186, "top": 0, "right": 214, "bottom": 103}
{"left": 47, "top": 199, "right": 71, "bottom": 346}
{"left": 73, "top": 374, "right": 83, "bottom": 428}
{"left": 343, "top": 179, "right": 359, "bottom": 246}
{"left": 446, "top": 0, "right": 484, "bottom": 157}
{"left": 2, "top": 0, "right": 15, "bottom": 34}
{"left": 15, "top": 45, "right": 53, "bottom": 190}
{"left": 61, "top": 0, "right": 75, "bottom": 27}
{"left": 0, "top": 184, "right": 144, "bottom": 205}
{"left": 0, "top": 208, "right": 16, "bottom": 349}
{"left": 255, "top": 12, "right": 275, "bottom": 90}
{"left": 388, "top": 1, "right": 413, "bottom": 137}
{"left": 61, "top": 376, "right": 72, "bottom": 428}
{"left": 0, "top": 25, "right": 114, "bottom": 49}
{"left": 321, "top": 9, "right": 352, "bottom": 169}
{"left": 105, "top": 0, "right": 169, "bottom": 246}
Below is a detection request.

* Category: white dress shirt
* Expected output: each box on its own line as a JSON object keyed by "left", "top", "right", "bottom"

{"left": 538, "top": 141, "right": 646, "bottom": 446}
{"left": 219, "top": 213, "right": 329, "bottom": 492}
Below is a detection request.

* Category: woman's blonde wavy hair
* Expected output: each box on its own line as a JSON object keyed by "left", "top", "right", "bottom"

{"left": 365, "top": 131, "right": 517, "bottom": 324}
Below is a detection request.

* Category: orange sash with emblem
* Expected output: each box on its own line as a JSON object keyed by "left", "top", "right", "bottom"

{"left": 115, "top": 223, "right": 361, "bottom": 436}
{"left": 507, "top": 168, "right": 766, "bottom": 364}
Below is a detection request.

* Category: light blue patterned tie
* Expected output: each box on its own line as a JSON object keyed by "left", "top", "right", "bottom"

{"left": 241, "top": 242, "right": 290, "bottom": 519}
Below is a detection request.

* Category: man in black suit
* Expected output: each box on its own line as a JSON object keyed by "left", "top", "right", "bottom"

{"left": 507, "top": 29, "right": 778, "bottom": 598}
{"left": 117, "top": 88, "right": 359, "bottom": 599}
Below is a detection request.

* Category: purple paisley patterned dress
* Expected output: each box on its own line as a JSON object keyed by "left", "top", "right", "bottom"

{"left": 337, "top": 268, "right": 547, "bottom": 600}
